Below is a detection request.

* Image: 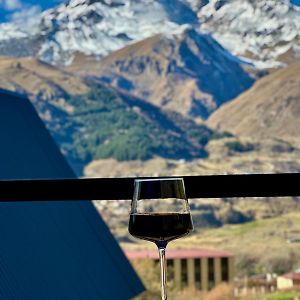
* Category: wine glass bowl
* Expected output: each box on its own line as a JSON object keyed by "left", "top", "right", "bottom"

{"left": 128, "top": 178, "right": 193, "bottom": 299}
{"left": 129, "top": 212, "right": 193, "bottom": 245}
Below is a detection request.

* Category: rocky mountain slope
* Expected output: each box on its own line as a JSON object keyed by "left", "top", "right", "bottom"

{"left": 207, "top": 60, "right": 300, "bottom": 140}
{"left": 199, "top": 0, "right": 300, "bottom": 68}
{"left": 0, "top": 56, "right": 219, "bottom": 174}
{"left": 74, "top": 28, "right": 253, "bottom": 119}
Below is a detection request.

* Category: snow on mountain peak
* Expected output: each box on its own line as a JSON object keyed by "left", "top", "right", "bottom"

{"left": 199, "top": 0, "right": 300, "bottom": 68}
{"left": 0, "top": 0, "right": 299, "bottom": 68}
{"left": 0, "top": 0, "right": 191, "bottom": 65}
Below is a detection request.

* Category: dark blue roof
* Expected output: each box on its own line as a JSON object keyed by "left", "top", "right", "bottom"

{"left": 0, "top": 89, "right": 144, "bottom": 299}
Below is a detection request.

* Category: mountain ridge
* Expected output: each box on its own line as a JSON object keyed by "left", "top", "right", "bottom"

{"left": 77, "top": 28, "right": 254, "bottom": 119}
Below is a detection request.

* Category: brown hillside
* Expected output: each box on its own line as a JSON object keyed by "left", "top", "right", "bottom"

{"left": 0, "top": 56, "right": 88, "bottom": 111}
{"left": 69, "top": 34, "right": 212, "bottom": 117}
{"left": 68, "top": 29, "right": 253, "bottom": 119}
{"left": 207, "top": 60, "right": 300, "bottom": 139}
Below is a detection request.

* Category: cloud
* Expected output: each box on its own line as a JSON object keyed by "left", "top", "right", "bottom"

{"left": 0, "top": 0, "right": 42, "bottom": 24}
{"left": 9, "top": 5, "right": 41, "bottom": 23}
{"left": 0, "top": 0, "right": 22, "bottom": 10}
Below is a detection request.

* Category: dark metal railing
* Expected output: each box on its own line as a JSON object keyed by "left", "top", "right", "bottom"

{"left": 0, "top": 173, "right": 299, "bottom": 201}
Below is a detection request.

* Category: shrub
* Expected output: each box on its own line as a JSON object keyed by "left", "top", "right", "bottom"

{"left": 204, "top": 283, "right": 234, "bottom": 300}
{"left": 225, "top": 141, "right": 256, "bottom": 153}
{"left": 210, "top": 131, "right": 233, "bottom": 140}
{"left": 218, "top": 208, "right": 253, "bottom": 225}
{"left": 192, "top": 211, "right": 222, "bottom": 228}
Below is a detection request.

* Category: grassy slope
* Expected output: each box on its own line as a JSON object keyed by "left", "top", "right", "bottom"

{"left": 207, "top": 60, "right": 300, "bottom": 140}
{"left": 0, "top": 56, "right": 88, "bottom": 98}
{"left": 267, "top": 291, "right": 300, "bottom": 300}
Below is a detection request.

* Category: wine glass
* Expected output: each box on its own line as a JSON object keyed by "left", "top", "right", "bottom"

{"left": 128, "top": 178, "right": 193, "bottom": 300}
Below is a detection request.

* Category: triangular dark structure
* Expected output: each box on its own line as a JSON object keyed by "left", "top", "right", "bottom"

{"left": 0, "top": 89, "right": 144, "bottom": 299}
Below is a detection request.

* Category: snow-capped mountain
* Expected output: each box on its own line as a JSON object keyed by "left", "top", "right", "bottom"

{"left": 0, "top": 0, "right": 299, "bottom": 68}
{"left": 199, "top": 0, "right": 300, "bottom": 68}
{"left": 0, "top": 0, "right": 196, "bottom": 65}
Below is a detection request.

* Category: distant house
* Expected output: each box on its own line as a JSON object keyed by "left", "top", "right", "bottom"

{"left": 277, "top": 272, "right": 300, "bottom": 290}
{"left": 125, "top": 248, "right": 234, "bottom": 291}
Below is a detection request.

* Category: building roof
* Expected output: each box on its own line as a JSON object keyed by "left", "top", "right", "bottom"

{"left": 0, "top": 89, "right": 144, "bottom": 300}
{"left": 125, "top": 248, "right": 233, "bottom": 260}
{"left": 281, "top": 273, "right": 300, "bottom": 281}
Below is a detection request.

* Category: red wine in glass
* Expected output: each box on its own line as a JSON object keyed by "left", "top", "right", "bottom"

{"left": 129, "top": 212, "right": 193, "bottom": 243}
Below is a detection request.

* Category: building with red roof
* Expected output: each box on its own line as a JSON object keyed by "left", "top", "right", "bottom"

{"left": 277, "top": 272, "right": 300, "bottom": 290}
{"left": 125, "top": 248, "right": 234, "bottom": 291}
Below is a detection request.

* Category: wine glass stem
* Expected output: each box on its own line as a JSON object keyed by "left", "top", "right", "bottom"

{"left": 158, "top": 246, "right": 167, "bottom": 300}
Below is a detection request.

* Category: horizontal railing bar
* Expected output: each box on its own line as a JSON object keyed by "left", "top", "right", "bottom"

{"left": 0, "top": 173, "right": 299, "bottom": 201}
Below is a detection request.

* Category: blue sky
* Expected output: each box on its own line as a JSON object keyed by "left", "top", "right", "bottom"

{"left": 0, "top": 0, "right": 64, "bottom": 22}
